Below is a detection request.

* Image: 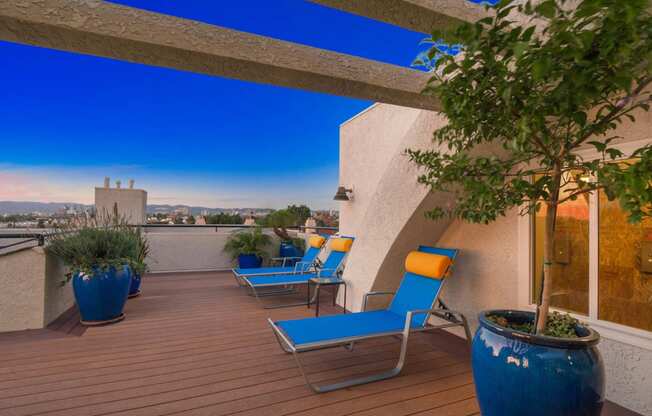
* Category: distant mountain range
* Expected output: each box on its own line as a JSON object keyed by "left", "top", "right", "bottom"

{"left": 0, "top": 201, "right": 91, "bottom": 215}
{"left": 0, "top": 201, "right": 273, "bottom": 216}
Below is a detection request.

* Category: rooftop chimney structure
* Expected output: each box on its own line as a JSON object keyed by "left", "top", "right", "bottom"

{"left": 95, "top": 178, "right": 147, "bottom": 225}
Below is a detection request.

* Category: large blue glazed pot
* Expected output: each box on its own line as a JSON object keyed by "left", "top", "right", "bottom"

{"left": 279, "top": 242, "right": 301, "bottom": 265}
{"left": 472, "top": 310, "right": 604, "bottom": 416}
{"left": 72, "top": 265, "right": 131, "bottom": 324}
{"left": 237, "top": 254, "right": 263, "bottom": 269}
{"left": 128, "top": 272, "right": 142, "bottom": 298}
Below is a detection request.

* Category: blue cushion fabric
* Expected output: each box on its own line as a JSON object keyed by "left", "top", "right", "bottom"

{"left": 388, "top": 272, "right": 442, "bottom": 327}
{"left": 234, "top": 246, "right": 320, "bottom": 276}
{"left": 418, "top": 245, "right": 458, "bottom": 260}
{"left": 321, "top": 250, "right": 346, "bottom": 272}
{"left": 277, "top": 310, "right": 419, "bottom": 346}
{"left": 273, "top": 245, "right": 459, "bottom": 347}
{"left": 247, "top": 246, "right": 347, "bottom": 287}
{"left": 247, "top": 273, "right": 319, "bottom": 286}
{"left": 234, "top": 266, "right": 296, "bottom": 276}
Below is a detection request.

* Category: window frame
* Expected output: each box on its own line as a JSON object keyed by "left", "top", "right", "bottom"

{"left": 517, "top": 138, "right": 652, "bottom": 350}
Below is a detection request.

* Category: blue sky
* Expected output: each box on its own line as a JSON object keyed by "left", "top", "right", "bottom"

{"left": 1, "top": 1, "right": 434, "bottom": 209}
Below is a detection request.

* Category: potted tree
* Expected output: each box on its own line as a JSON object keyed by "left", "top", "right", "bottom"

{"left": 127, "top": 226, "right": 149, "bottom": 298}
{"left": 410, "top": 0, "right": 652, "bottom": 414}
{"left": 46, "top": 220, "right": 136, "bottom": 325}
{"left": 263, "top": 207, "right": 307, "bottom": 260}
{"left": 224, "top": 227, "right": 272, "bottom": 268}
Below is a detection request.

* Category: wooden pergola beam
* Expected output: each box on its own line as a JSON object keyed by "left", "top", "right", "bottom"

{"left": 0, "top": 0, "right": 440, "bottom": 110}
{"left": 309, "top": 0, "right": 491, "bottom": 34}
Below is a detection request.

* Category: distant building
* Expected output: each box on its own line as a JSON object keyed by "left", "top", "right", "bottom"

{"left": 304, "top": 217, "right": 317, "bottom": 234}
{"left": 95, "top": 177, "right": 147, "bottom": 225}
{"left": 174, "top": 206, "right": 191, "bottom": 216}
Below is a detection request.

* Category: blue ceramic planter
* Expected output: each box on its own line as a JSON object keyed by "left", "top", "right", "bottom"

{"left": 237, "top": 254, "right": 263, "bottom": 269}
{"left": 472, "top": 310, "right": 604, "bottom": 416}
{"left": 279, "top": 242, "right": 301, "bottom": 265}
{"left": 72, "top": 265, "right": 131, "bottom": 324}
{"left": 129, "top": 272, "right": 142, "bottom": 297}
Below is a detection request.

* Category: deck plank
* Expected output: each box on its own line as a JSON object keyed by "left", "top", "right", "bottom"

{"left": 0, "top": 271, "right": 640, "bottom": 416}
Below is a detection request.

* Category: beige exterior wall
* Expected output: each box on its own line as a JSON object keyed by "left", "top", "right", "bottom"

{"left": 145, "top": 227, "right": 282, "bottom": 273}
{"left": 339, "top": 102, "right": 652, "bottom": 414}
{"left": 95, "top": 187, "right": 147, "bottom": 225}
{"left": 0, "top": 247, "right": 74, "bottom": 332}
{"left": 339, "top": 103, "right": 423, "bottom": 235}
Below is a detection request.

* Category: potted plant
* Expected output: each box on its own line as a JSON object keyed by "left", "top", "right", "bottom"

{"left": 127, "top": 226, "right": 149, "bottom": 298}
{"left": 224, "top": 227, "right": 271, "bottom": 268}
{"left": 410, "top": 1, "right": 652, "bottom": 414}
{"left": 46, "top": 220, "right": 136, "bottom": 325}
{"left": 264, "top": 206, "right": 309, "bottom": 260}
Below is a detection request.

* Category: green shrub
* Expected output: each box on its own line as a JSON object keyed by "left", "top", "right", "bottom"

{"left": 223, "top": 227, "right": 271, "bottom": 262}
{"left": 46, "top": 219, "right": 138, "bottom": 276}
{"left": 488, "top": 311, "right": 581, "bottom": 339}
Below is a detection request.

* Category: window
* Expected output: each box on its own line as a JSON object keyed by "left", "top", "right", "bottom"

{"left": 531, "top": 165, "right": 652, "bottom": 332}
{"left": 532, "top": 172, "right": 589, "bottom": 315}
{"left": 598, "top": 189, "right": 652, "bottom": 331}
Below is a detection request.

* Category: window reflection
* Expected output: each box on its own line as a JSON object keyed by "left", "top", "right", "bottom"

{"left": 532, "top": 173, "right": 589, "bottom": 315}
{"left": 598, "top": 189, "right": 652, "bottom": 331}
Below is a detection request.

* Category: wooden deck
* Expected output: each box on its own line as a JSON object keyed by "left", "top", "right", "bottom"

{"left": 0, "top": 272, "right": 639, "bottom": 416}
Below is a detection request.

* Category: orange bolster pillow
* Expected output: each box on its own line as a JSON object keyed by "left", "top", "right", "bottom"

{"left": 309, "top": 235, "right": 326, "bottom": 248}
{"left": 330, "top": 238, "right": 353, "bottom": 253}
{"left": 404, "top": 251, "right": 451, "bottom": 280}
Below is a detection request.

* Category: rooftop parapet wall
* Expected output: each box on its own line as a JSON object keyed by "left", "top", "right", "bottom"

{"left": 0, "top": 248, "right": 73, "bottom": 333}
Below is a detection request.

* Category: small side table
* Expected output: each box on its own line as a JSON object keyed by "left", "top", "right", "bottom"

{"left": 307, "top": 277, "right": 346, "bottom": 317}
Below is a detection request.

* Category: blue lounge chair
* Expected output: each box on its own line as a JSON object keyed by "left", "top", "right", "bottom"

{"left": 267, "top": 245, "right": 470, "bottom": 393}
{"left": 232, "top": 235, "right": 328, "bottom": 287}
{"left": 243, "top": 237, "right": 353, "bottom": 308}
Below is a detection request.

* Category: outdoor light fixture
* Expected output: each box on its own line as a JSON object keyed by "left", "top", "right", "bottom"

{"left": 333, "top": 186, "right": 353, "bottom": 201}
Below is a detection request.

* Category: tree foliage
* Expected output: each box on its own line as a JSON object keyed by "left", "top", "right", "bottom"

{"left": 204, "top": 213, "right": 244, "bottom": 225}
{"left": 409, "top": 0, "right": 652, "bottom": 333}
{"left": 260, "top": 205, "right": 311, "bottom": 240}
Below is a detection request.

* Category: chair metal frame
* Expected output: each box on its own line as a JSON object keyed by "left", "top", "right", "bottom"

{"left": 243, "top": 261, "right": 347, "bottom": 309}
{"left": 231, "top": 242, "right": 327, "bottom": 287}
{"left": 267, "top": 247, "right": 471, "bottom": 393}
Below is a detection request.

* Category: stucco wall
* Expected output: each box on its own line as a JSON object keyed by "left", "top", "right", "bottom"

{"left": 600, "top": 338, "right": 652, "bottom": 415}
{"left": 43, "top": 251, "right": 75, "bottom": 326}
{"left": 339, "top": 103, "right": 424, "bottom": 236}
{"left": 95, "top": 187, "right": 147, "bottom": 225}
{"left": 0, "top": 248, "right": 46, "bottom": 332}
{"left": 0, "top": 247, "right": 74, "bottom": 332}
{"left": 145, "top": 227, "right": 281, "bottom": 273}
{"left": 435, "top": 211, "right": 521, "bottom": 334}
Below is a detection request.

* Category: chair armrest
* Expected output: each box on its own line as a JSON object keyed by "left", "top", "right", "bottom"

{"left": 317, "top": 268, "right": 338, "bottom": 278}
{"left": 271, "top": 256, "right": 303, "bottom": 267}
{"left": 404, "top": 307, "right": 469, "bottom": 331}
{"left": 362, "top": 291, "right": 395, "bottom": 311}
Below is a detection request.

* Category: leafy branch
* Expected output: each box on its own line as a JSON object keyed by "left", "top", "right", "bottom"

{"left": 410, "top": 0, "right": 652, "bottom": 334}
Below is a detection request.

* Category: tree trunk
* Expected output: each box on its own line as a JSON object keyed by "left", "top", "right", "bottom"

{"left": 536, "top": 168, "right": 563, "bottom": 333}
{"left": 273, "top": 227, "right": 291, "bottom": 241}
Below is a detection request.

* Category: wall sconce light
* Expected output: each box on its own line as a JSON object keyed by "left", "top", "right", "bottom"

{"left": 333, "top": 186, "right": 353, "bottom": 201}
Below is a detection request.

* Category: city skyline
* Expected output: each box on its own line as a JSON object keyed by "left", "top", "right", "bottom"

{"left": 0, "top": 1, "right": 426, "bottom": 209}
